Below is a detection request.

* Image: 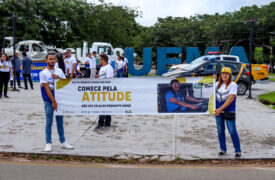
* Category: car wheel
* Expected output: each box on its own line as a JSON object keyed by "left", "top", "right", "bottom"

{"left": 237, "top": 81, "right": 248, "bottom": 95}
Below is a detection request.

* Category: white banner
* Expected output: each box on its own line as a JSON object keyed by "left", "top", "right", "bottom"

{"left": 55, "top": 77, "right": 215, "bottom": 115}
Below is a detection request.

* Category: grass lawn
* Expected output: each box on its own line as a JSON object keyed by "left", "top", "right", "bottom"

{"left": 268, "top": 73, "right": 275, "bottom": 82}
{"left": 259, "top": 92, "right": 275, "bottom": 110}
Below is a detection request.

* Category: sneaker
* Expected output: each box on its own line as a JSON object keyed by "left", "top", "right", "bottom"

{"left": 4, "top": 95, "right": 9, "bottom": 98}
{"left": 218, "top": 151, "right": 226, "bottom": 156}
{"left": 18, "top": 86, "right": 23, "bottom": 88}
{"left": 94, "top": 125, "right": 104, "bottom": 131}
{"left": 61, "top": 142, "right": 74, "bottom": 149}
{"left": 235, "top": 153, "right": 241, "bottom": 158}
{"left": 45, "top": 144, "right": 52, "bottom": 152}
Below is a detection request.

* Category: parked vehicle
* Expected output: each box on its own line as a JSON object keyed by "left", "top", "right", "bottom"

{"left": 5, "top": 40, "right": 48, "bottom": 61}
{"left": 167, "top": 54, "right": 240, "bottom": 73}
{"left": 166, "top": 53, "right": 269, "bottom": 83}
{"left": 76, "top": 42, "right": 123, "bottom": 76}
{"left": 90, "top": 42, "right": 118, "bottom": 62}
{"left": 162, "top": 59, "right": 251, "bottom": 95}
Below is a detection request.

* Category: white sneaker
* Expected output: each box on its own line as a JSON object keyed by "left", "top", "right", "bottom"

{"left": 61, "top": 142, "right": 74, "bottom": 149}
{"left": 45, "top": 144, "right": 52, "bottom": 152}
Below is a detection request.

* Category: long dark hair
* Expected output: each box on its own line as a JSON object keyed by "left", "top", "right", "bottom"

{"left": 55, "top": 53, "right": 66, "bottom": 74}
{"left": 1, "top": 53, "right": 9, "bottom": 62}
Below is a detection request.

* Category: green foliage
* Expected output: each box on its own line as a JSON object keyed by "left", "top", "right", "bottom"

{"left": 254, "top": 47, "right": 265, "bottom": 63}
{"left": 0, "top": 0, "right": 273, "bottom": 65}
{"left": 0, "top": 0, "right": 141, "bottom": 48}
{"left": 137, "top": 2, "right": 275, "bottom": 63}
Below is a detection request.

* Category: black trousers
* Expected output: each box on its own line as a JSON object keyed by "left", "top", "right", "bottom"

{"left": 23, "top": 74, "right": 33, "bottom": 89}
{"left": 98, "top": 115, "right": 112, "bottom": 126}
{"left": 85, "top": 68, "right": 91, "bottom": 78}
{"left": 0, "top": 72, "right": 10, "bottom": 96}
{"left": 10, "top": 71, "right": 21, "bottom": 87}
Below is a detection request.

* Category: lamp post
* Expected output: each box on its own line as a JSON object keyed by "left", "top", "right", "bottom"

{"left": 247, "top": 19, "right": 254, "bottom": 99}
{"left": 11, "top": 15, "right": 19, "bottom": 91}
{"left": 75, "top": 36, "right": 80, "bottom": 50}
{"left": 2, "top": 25, "right": 5, "bottom": 53}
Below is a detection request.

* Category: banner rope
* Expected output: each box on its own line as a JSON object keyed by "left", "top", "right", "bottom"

{"left": 72, "top": 117, "right": 99, "bottom": 146}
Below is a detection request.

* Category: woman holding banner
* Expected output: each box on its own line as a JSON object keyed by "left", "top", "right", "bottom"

{"left": 215, "top": 67, "right": 241, "bottom": 158}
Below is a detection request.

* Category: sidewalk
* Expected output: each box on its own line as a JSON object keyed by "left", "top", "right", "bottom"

{"left": 0, "top": 82, "right": 274, "bottom": 160}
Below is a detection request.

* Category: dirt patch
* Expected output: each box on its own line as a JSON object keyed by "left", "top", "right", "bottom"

{"left": 261, "top": 137, "right": 275, "bottom": 147}
{"left": 0, "top": 145, "right": 14, "bottom": 149}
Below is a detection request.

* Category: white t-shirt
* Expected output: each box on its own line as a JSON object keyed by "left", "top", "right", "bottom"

{"left": 85, "top": 56, "right": 96, "bottom": 69}
{"left": 99, "top": 64, "right": 114, "bottom": 78}
{"left": 116, "top": 60, "right": 124, "bottom": 70}
{"left": 64, "top": 59, "right": 69, "bottom": 73}
{"left": 77, "top": 64, "right": 80, "bottom": 71}
{"left": 0, "top": 61, "right": 12, "bottom": 72}
{"left": 54, "top": 62, "right": 59, "bottom": 69}
{"left": 65, "top": 56, "right": 77, "bottom": 73}
{"left": 123, "top": 57, "right": 128, "bottom": 66}
{"left": 215, "top": 82, "right": 238, "bottom": 102}
{"left": 40, "top": 67, "right": 66, "bottom": 90}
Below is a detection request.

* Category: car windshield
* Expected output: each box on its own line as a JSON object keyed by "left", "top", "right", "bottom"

{"left": 168, "top": 67, "right": 179, "bottom": 72}
{"left": 182, "top": 61, "right": 206, "bottom": 71}
{"left": 190, "top": 56, "right": 205, "bottom": 64}
{"left": 168, "top": 56, "right": 205, "bottom": 72}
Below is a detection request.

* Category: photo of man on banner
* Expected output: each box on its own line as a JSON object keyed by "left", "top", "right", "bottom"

{"left": 158, "top": 79, "right": 209, "bottom": 113}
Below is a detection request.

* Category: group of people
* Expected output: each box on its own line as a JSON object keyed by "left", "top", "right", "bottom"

{"left": 84, "top": 51, "right": 128, "bottom": 78}
{"left": 42, "top": 51, "right": 242, "bottom": 158}
{"left": 0, "top": 51, "right": 33, "bottom": 99}
{"left": 2, "top": 49, "right": 241, "bottom": 158}
{"left": 114, "top": 53, "right": 128, "bottom": 78}
{"left": 40, "top": 50, "right": 126, "bottom": 152}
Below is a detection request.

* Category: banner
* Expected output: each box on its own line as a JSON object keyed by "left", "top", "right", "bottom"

{"left": 55, "top": 77, "right": 215, "bottom": 115}
{"left": 20, "top": 63, "right": 47, "bottom": 81}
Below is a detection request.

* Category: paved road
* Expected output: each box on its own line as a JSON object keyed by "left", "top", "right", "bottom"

{"left": 0, "top": 160, "right": 274, "bottom": 180}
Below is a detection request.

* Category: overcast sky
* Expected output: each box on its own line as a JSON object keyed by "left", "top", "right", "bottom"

{"left": 90, "top": 0, "right": 273, "bottom": 26}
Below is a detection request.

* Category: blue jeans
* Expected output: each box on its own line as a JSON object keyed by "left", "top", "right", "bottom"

{"left": 44, "top": 101, "right": 65, "bottom": 144}
{"left": 216, "top": 114, "right": 241, "bottom": 153}
{"left": 117, "top": 69, "right": 124, "bottom": 78}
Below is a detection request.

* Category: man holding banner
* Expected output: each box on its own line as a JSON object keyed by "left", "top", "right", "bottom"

{"left": 40, "top": 53, "right": 74, "bottom": 152}
{"left": 94, "top": 53, "right": 114, "bottom": 131}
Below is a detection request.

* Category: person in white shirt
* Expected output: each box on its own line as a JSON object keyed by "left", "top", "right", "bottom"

{"left": 54, "top": 53, "right": 66, "bottom": 74}
{"left": 39, "top": 53, "right": 74, "bottom": 152}
{"left": 94, "top": 53, "right": 114, "bottom": 130}
{"left": 215, "top": 67, "right": 241, "bottom": 158}
{"left": 121, "top": 53, "right": 128, "bottom": 77}
{"left": 115, "top": 56, "right": 124, "bottom": 78}
{"left": 65, "top": 49, "right": 77, "bottom": 78}
{"left": 85, "top": 52, "right": 97, "bottom": 78}
{"left": 76, "top": 60, "right": 85, "bottom": 77}
{"left": 0, "top": 53, "right": 13, "bottom": 98}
